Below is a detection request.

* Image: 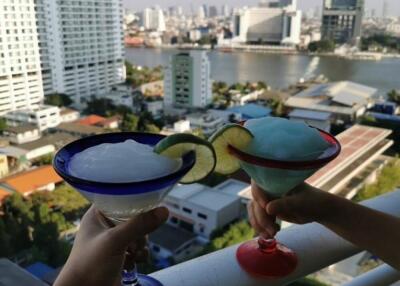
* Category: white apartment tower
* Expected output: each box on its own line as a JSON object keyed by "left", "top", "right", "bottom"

{"left": 35, "top": 0, "right": 126, "bottom": 107}
{"left": 0, "top": 0, "right": 44, "bottom": 115}
{"left": 164, "top": 51, "right": 212, "bottom": 109}
{"left": 142, "top": 6, "right": 166, "bottom": 32}
{"left": 233, "top": 0, "right": 302, "bottom": 45}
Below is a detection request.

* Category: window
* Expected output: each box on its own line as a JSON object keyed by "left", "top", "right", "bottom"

{"left": 197, "top": 213, "right": 207, "bottom": 220}
{"left": 170, "top": 217, "right": 178, "bottom": 224}
{"left": 183, "top": 207, "right": 192, "bottom": 214}
{"left": 152, "top": 245, "right": 160, "bottom": 253}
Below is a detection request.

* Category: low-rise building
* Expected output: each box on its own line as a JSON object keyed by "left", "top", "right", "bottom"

{"left": 60, "top": 108, "right": 80, "bottom": 123}
{"left": 285, "top": 81, "right": 378, "bottom": 124}
{"left": 0, "top": 154, "right": 9, "bottom": 179}
{"left": 77, "top": 115, "right": 120, "bottom": 130}
{"left": 161, "top": 120, "right": 192, "bottom": 136}
{"left": 3, "top": 125, "right": 41, "bottom": 144}
{"left": 289, "top": 109, "right": 332, "bottom": 132}
{"left": 0, "top": 165, "right": 63, "bottom": 197}
{"left": 164, "top": 179, "right": 249, "bottom": 239}
{"left": 186, "top": 112, "right": 224, "bottom": 135}
{"left": 17, "top": 140, "right": 55, "bottom": 161}
{"left": 149, "top": 224, "right": 198, "bottom": 267}
{"left": 55, "top": 123, "right": 105, "bottom": 138}
{"left": 100, "top": 84, "right": 134, "bottom": 109}
{"left": 145, "top": 100, "right": 163, "bottom": 118}
{"left": 5, "top": 105, "right": 61, "bottom": 131}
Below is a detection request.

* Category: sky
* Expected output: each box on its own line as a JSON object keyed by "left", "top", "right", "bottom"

{"left": 124, "top": 0, "right": 400, "bottom": 17}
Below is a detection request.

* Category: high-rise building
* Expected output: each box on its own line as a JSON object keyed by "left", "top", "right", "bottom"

{"left": 382, "top": 1, "right": 388, "bottom": 19}
{"left": 202, "top": 4, "right": 208, "bottom": 18}
{"left": 164, "top": 51, "right": 212, "bottom": 109}
{"left": 142, "top": 6, "right": 166, "bottom": 32}
{"left": 198, "top": 6, "right": 206, "bottom": 20}
{"left": 0, "top": 0, "right": 44, "bottom": 115}
{"left": 233, "top": 0, "right": 302, "bottom": 45}
{"left": 209, "top": 6, "right": 219, "bottom": 18}
{"left": 322, "top": 0, "right": 364, "bottom": 44}
{"left": 36, "top": 0, "right": 125, "bottom": 107}
{"left": 222, "top": 4, "right": 230, "bottom": 17}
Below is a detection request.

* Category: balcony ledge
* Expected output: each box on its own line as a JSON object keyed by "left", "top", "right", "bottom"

{"left": 151, "top": 191, "right": 400, "bottom": 286}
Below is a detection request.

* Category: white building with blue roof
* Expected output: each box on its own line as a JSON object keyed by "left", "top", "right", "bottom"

{"left": 285, "top": 81, "right": 378, "bottom": 124}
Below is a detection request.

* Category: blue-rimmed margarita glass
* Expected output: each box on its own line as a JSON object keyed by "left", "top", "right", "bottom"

{"left": 53, "top": 132, "right": 196, "bottom": 286}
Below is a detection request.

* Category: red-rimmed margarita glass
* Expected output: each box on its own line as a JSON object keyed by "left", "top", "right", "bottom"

{"left": 228, "top": 128, "right": 341, "bottom": 278}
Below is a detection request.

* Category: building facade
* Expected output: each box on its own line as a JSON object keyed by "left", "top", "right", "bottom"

{"left": 164, "top": 51, "right": 212, "bottom": 109}
{"left": 233, "top": 0, "right": 302, "bottom": 45}
{"left": 142, "top": 6, "right": 166, "bottom": 32}
{"left": 5, "top": 105, "right": 61, "bottom": 131}
{"left": 0, "top": 0, "right": 44, "bottom": 115}
{"left": 322, "top": 0, "right": 364, "bottom": 44}
{"left": 35, "top": 0, "right": 126, "bottom": 107}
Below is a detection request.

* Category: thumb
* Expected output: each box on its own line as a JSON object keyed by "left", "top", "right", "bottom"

{"left": 110, "top": 207, "right": 169, "bottom": 246}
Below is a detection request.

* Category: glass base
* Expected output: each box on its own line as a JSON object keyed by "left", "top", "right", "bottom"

{"left": 236, "top": 238, "right": 297, "bottom": 278}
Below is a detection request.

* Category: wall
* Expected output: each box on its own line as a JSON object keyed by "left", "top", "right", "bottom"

{"left": 25, "top": 145, "right": 55, "bottom": 160}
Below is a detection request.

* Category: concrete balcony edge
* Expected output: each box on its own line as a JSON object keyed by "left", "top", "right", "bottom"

{"left": 150, "top": 191, "right": 400, "bottom": 286}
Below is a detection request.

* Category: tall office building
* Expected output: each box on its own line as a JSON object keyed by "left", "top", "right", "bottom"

{"left": 233, "top": 0, "right": 302, "bottom": 45}
{"left": 382, "top": 1, "right": 388, "bottom": 19}
{"left": 35, "top": 0, "right": 125, "bottom": 107}
{"left": 222, "top": 5, "right": 230, "bottom": 17}
{"left": 164, "top": 51, "right": 212, "bottom": 109}
{"left": 322, "top": 0, "right": 364, "bottom": 44}
{"left": 142, "top": 6, "right": 166, "bottom": 32}
{"left": 209, "top": 6, "right": 219, "bottom": 18}
{"left": 0, "top": 0, "right": 44, "bottom": 115}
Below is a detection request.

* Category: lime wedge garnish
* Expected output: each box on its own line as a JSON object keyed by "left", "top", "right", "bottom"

{"left": 154, "top": 133, "right": 216, "bottom": 184}
{"left": 209, "top": 124, "right": 254, "bottom": 175}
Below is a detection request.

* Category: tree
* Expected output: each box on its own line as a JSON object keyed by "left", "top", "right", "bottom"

{"left": 0, "top": 118, "right": 7, "bottom": 134}
{"left": 257, "top": 81, "right": 267, "bottom": 90}
{"left": 45, "top": 93, "right": 73, "bottom": 107}
{"left": 121, "top": 113, "right": 139, "bottom": 132}
{"left": 84, "top": 98, "right": 116, "bottom": 116}
{"left": 0, "top": 219, "right": 13, "bottom": 257}
{"left": 34, "top": 154, "right": 54, "bottom": 166}
{"left": 145, "top": 124, "right": 160, "bottom": 134}
{"left": 388, "top": 89, "right": 400, "bottom": 105}
{"left": 308, "top": 40, "right": 335, "bottom": 53}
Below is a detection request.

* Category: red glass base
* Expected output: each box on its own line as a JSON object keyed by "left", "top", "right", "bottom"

{"left": 236, "top": 238, "right": 297, "bottom": 278}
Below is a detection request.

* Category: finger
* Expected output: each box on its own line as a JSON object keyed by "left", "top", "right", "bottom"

{"left": 247, "top": 201, "right": 265, "bottom": 235}
{"left": 127, "top": 236, "right": 147, "bottom": 254}
{"left": 253, "top": 202, "right": 279, "bottom": 237}
{"left": 111, "top": 207, "right": 169, "bottom": 246}
{"left": 251, "top": 180, "right": 270, "bottom": 209}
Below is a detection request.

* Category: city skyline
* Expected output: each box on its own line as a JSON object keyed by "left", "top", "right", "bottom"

{"left": 124, "top": 0, "right": 400, "bottom": 17}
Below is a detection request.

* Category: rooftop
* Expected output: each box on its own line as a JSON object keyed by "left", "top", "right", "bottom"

{"left": 186, "top": 189, "right": 239, "bottom": 211}
{"left": 149, "top": 224, "right": 196, "bottom": 252}
{"left": 228, "top": 104, "right": 272, "bottom": 119}
{"left": 168, "top": 184, "right": 208, "bottom": 200}
{"left": 17, "top": 132, "right": 78, "bottom": 151}
{"left": 55, "top": 123, "right": 104, "bottom": 136}
{"left": 77, "top": 115, "right": 107, "bottom": 126}
{"left": 60, "top": 108, "right": 79, "bottom": 116}
{"left": 214, "top": 179, "right": 250, "bottom": 197}
{"left": 307, "top": 125, "right": 392, "bottom": 187}
{"left": 0, "top": 145, "right": 28, "bottom": 158}
{"left": 0, "top": 165, "right": 63, "bottom": 195}
{"left": 5, "top": 124, "right": 38, "bottom": 134}
{"left": 286, "top": 81, "right": 377, "bottom": 115}
{"left": 289, "top": 109, "right": 332, "bottom": 121}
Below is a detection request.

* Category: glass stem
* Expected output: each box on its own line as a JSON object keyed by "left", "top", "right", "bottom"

{"left": 258, "top": 237, "right": 278, "bottom": 254}
{"left": 122, "top": 263, "right": 140, "bottom": 286}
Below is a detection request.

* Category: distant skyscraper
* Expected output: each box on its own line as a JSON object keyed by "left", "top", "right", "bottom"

{"left": 322, "top": 0, "right": 364, "bottom": 44}
{"left": 164, "top": 51, "right": 212, "bottom": 109}
{"left": 222, "top": 4, "right": 230, "bottom": 17}
{"left": 0, "top": 0, "right": 44, "bottom": 115}
{"left": 36, "top": 0, "right": 125, "bottom": 107}
{"left": 314, "top": 6, "right": 321, "bottom": 19}
{"left": 202, "top": 4, "right": 209, "bottom": 17}
{"left": 233, "top": 0, "right": 302, "bottom": 45}
{"left": 143, "top": 7, "right": 166, "bottom": 32}
{"left": 177, "top": 6, "right": 184, "bottom": 16}
{"left": 209, "top": 6, "right": 219, "bottom": 18}
{"left": 198, "top": 6, "right": 206, "bottom": 20}
{"left": 382, "top": 1, "right": 388, "bottom": 19}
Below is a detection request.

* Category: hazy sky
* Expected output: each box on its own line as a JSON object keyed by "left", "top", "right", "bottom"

{"left": 124, "top": 0, "right": 400, "bottom": 17}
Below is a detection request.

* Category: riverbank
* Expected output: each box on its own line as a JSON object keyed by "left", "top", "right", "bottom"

{"left": 126, "top": 44, "right": 400, "bottom": 60}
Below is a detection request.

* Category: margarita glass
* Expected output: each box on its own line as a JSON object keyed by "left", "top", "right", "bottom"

{"left": 53, "top": 132, "right": 197, "bottom": 286}
{"left": 210, "top": 120, "right": 341, "bottom": 278}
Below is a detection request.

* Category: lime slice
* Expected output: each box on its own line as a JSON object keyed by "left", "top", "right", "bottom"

{"left": 209, "top": 124, "right": 254, "bottom": 175}
{"left": 154, "top": 133, "right": 216, "bottom": 184}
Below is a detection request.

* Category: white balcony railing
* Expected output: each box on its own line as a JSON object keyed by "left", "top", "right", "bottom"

{"left": 150, "top": 191, "right": 400, "bottom": 286}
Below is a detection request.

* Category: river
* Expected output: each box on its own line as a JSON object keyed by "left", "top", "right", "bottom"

{"left": 125, "top": 48, "right": 400, "bottom": 94}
